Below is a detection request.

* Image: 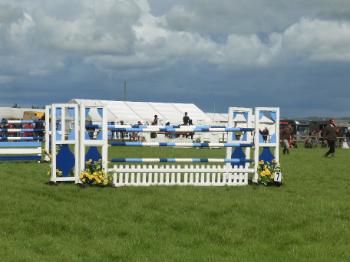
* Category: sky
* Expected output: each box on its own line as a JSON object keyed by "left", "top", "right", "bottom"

{"left": 0, "top": 0, "right": 350, "bottom": 117}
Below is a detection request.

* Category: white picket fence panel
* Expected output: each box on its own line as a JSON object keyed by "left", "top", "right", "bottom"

{"left": 111, "top": 164, "right": 253, "bottom": 187}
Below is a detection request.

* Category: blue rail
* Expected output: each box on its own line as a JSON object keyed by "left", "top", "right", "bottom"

{"left": 111, "top": 158, "right": 253, "bottom": 163}
{"left": 110, "top": 141, "right": 254, "bottom": 148}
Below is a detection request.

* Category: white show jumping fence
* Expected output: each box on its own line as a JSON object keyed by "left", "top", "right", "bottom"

{"left": 0, "top": 120, "right": 43, "bottom": 161}
{"left": 47, "top": 102, "right": 279, "bottom": 187}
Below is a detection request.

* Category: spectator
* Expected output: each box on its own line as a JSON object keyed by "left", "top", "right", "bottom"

{"left": 324, "top": 119, "right": 337, "bottom": 157}
{"left": 151, "top": 115, "right": 158, "bottom": 138}
{"left": 152, "top": 115, "right": 158, "bottom": 125}
{"left": 183, "top": 112, "right": 190, "bottom": 125}
{"left": 119, "top": 120, "right": 125, "bottom": 141}
{"left": 281, "top": 124, "right": 292, "bottom": 154}
{"left": 259, "top": 127, "right": 269, "bottom": 143}
{"left": 304, "top": 133, "right": 313, "bottom": 148}
{"left": 310, "top": 130, "right": 318, "bottom": 147}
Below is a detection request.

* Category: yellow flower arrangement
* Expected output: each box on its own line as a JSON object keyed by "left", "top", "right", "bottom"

{"left": 79, "top": 159, "right": 110, "bottom": 186}
{"left": 257, "top": 160, "right": 281, "bottom": 186}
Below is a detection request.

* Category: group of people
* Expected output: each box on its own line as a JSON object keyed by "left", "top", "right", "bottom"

{"left": 145, "top": 112, "right": 195, "bottom": 139}
{"left": 151, "top": 112, "right": 193, "bottom": 126}
{"left": 281, "top": 119, "right": 339, "bottom": 157}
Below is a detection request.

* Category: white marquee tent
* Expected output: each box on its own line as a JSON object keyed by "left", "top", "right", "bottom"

{"left": 206, "top": 113, "right": 228, "bottom": 125}
{"left": 70, "top": 99, "right": 212, "bottom": 125}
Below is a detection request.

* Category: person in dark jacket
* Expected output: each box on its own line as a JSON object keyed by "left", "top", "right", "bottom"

{"left": 260, "top": 127, "right": 269, "bottom": 143}
{"left": 183, "top": 112, "right": 190, "bottom": 125}
{"left": 324, "top": 119, "right": 337, "bottom": 157}
{"left": 281, "top": 124, "right": 292, "bottom": 154}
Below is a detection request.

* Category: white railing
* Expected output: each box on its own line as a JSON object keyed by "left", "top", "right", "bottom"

{"left": 111, "top": 164, "right": 253, "bottom": 187}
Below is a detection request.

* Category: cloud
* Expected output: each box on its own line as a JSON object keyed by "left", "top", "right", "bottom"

{"left": 162, "top": 0, "right": 350, "bottom": 34}
{"left": 0, "top": 0, "right": 350, "bottom": 116}
{"left": 33, "top": 1, "right": 140, "bottom": 55}
{"left": 0, "top": 1, "right": 143, "bottom": 79}
{"left": 1, "top": 0, "right": 350, "bottom": 75}
{"left": 0, "top": 75, "right": 14, "bottom": 84}
{"left": 281, "top": 19, "right": 350, "bottom": 62}
{"left": 82, "top": 14, "right": 350, "bottom": 71}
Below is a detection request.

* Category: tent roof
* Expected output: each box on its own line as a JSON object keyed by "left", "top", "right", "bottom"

{"left": 70, "top": 99, "right": 211, "bottom": 124}
{"left": 0, "top": 107, "right": 45, "bottom": 119}
{"left": 206, "top": 113, "right": 228, "bottom": 123}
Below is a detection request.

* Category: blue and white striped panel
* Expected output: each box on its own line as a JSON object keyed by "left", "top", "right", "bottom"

{"left": 0, "top": 142, "right": 41, "bottom": 147}
{"left": 109, "top": 126, "right": 254, "bottom": 133}
{"left": 111, "top": 158, "right": 253, "bottom": 163}
{"left": 0, "top": 137, "right": 43, "bottom": 141}
{"left": 4, "top": 120, "right": 44, "bottom": 124}
{"left": 0, "top": 129, "right": 44, "bottom": 132}
{"left": 110, "top": 142, "right": 254, "bottom": 147}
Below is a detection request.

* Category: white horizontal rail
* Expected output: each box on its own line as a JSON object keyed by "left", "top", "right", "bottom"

{"left": 0, "top": 148, "right": 41, "bottom": 155}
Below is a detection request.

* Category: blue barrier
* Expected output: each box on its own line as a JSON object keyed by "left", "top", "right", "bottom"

{"left": 111, "top": 158, "right": 253, "bottom": 163}
{"left": 110, "top": 141, "right": 254, "bottom": 147}
{"left": 0, "top": 142, "right": 42, "bottom": 147}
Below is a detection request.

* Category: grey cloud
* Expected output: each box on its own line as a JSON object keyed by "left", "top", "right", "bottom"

{"left": 162, "top": 0, "right": 350, "bottom": 35}
{"left": 0, "top": 75, "right": 14, "bottom": 84}
{"left": 0, "top": 0, "right": 143, "bottom": 81}
{"left": 0, "top": 0, "right": 349, "bottom": 117}
{"left": 2, "top": 0, "right": 350, "bottom": 75}
{"left": 0, "top": 4, "right": 23, "bottom": 23}
{"left": 32, "top": 1, "right": 140, "bottom": 55}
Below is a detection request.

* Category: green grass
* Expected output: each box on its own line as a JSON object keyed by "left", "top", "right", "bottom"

{"left": 0, "top": 147, "right": 350, "bottom": 261}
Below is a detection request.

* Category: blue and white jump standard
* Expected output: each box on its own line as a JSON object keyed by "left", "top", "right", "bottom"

{"left": 48, "top": 102, "right": 108, "bottom": 183}
{"left": 50, "top": 104, "right": 79, "bottom": 182}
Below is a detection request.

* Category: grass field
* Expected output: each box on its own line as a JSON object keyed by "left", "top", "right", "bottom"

{"left": 0, "top": 146, "right": 350, "bottom": 261}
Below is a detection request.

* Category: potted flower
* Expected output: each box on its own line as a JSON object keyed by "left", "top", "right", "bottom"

{"left": 257, "top": 160, "right": 282, "bottom": 186}
{"left": 79, "top": 159, "right": 110, "bottom": 186}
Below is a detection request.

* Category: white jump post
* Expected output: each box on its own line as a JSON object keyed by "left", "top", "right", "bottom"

{"left": 50, "top": 104, "right": 79, "bottom": 183}
{"left": 78, "top": 103, "right": 108, "bottom": 181}
{"left": 253, "top": 107, "right": 280, "bottom": 183}
{"left": 44, "top": 105, "right": 51, "bottom": 161}
{"left": 226, "top": 107, "right": 254, "bottom": 184}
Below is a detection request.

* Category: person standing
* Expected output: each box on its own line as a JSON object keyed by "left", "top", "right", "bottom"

{"left": 281, "top": 124, "right": 292, "bottom": 154}
{"left": 152, "top": 115, "right": 158, "bottom": 125}
{"left": 260, "top": 127, "right": 269, "bottom": 143}
{"left": 151, "top": 115, "right": 158, "bottom": 139}
{"left": 324, "top": 119, "right": 337, "bottom": 157}
{"left": 183, "top": 112, "right": 190, "bottom": 125}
